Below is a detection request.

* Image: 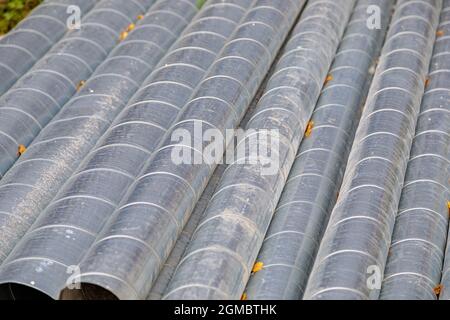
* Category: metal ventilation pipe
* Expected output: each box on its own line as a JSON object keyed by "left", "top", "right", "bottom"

{"left": 304, "top": 0, "right": 443, "bottom": 300}
{"left": 1, "top": 0, "right": 256, "bottom": 300}
{"left": 0, "top": 0, "right": 199, "bottom": 300}
{"left": 163, "top": 0, "right": 355, "bottom": 300}
{"left": 61, "top": 0, "right": 306, "bottom": 300}
{"left": 147, "top": 55, "right": 275, "bottom": 300}
{"left": 439, "top": 15, "right": 450, "bottom": 299}
{"left": 380, "top": 1, "right": 450, "bottom": 300}
{"left": 148, "top": 162, "right": 227, "bottom": 300}
{"left": 0, "top": 0, "right": 97, "bottom": 96}
{"left": 0, "top": 0, "right": 156, "bottom": 177}
{"left": 245, "top": 0, "right": 393, "bottom": 300}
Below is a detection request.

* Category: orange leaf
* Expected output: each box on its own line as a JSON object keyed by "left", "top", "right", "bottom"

{"left": 17, "top": 144, "right": 27, "bottom": 156}
{"left": 447, "top": 201, "right": 450, "bottom": 217}
{"left": 434, "top": 284, "right": 443, "bottom": 296}
{"left": 305, "top": 120, "right": 314, "bottom": 137}
{"left": 324, "top": 74, "right": 333, "bottom": 85}
{"left": 127, "top": 23, "right": 135, "bottom": 32}
{"left": 252, "top": 261, "right": 264, "bottom": 273}
{"left": 76, "top": 80, "right": 85, "bottom": 91}
{"left": 119, "top": 31, "right": 128, "bottom": 41}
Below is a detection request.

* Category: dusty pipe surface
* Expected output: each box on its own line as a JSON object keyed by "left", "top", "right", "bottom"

{"left": 0, "top": 0, "right": 199, "bottom": 300}
{"left": 163, "top": 0, "right": 354, "bottom": 300}
{"left": 245, "top": 0, "right": 393, "bottom": 300}
{"left": 4, "top": 0, "right": 256, "bottom": 300}
{"left": 61, "top": 0, "right": 306, "bottom": 300}
{"left": 438, "top": 5, "right": 450, "bottom": 302}
{"left": 147, "top": 48, "right": 279, "bottom": 300}
{"left": 380, "top": 1, "right": 450, "bottom": 300}
{"left": 0, "top": 0, "right": 156, "bottom": 177}
{"left": 304, "top": 0, "right": 442, "bottom": 300}
{"left": 147, "top": 40, "right": 280, "bottom": 300}
{"left": 0, "top": 0, "right": 158, "bottom": 262}
{"left": 0, "top": 0, "right": 97, "bottom": 96}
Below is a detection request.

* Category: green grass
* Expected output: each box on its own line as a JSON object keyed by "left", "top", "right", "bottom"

{"left": 196, "top": 0, "right": 206, "bottom": 10}
{"left": 0, "top": 0, "right": 43, "bottom": 35}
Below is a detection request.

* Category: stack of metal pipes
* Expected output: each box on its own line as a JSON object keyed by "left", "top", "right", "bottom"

{"left": 0, "top": 0, "right": 448, "bottom": 300}
{"left": 305, "top": 0, "right": 443, "bottom": 300}
{"left": 0, "top": 0, "right": 157, "bottom": 176}
{"left": 0, "top": 0, "right": 97, "bottom": 96}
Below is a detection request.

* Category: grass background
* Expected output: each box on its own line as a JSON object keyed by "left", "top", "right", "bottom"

{"left": 0, "top": 0, "right": 42, "bottom": 35}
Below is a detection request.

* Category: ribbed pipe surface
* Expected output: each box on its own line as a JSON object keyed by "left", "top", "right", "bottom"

{"left": 380, "top": 1, "right": 450, "bottom": 300}
{"left": 245, "top": 0, "right": 393, "bottom": 300}
{"left": 148, "top": 59, "right": 273, "bottom": 300}
{"left": 403, "top": 2, "right": 450, "bottom": 301}
{"left": 163, "top": 0, "right": 354, "bottom": 300}
{"left": 304, "top": 0, "right": 442, "bottom": 300}
{"left": 0, "top": 0, "right": 155, "bottom": 177}
{"left": 0, "top": 0, "right": 198, "bottom": 300}
{"left": 0, "top": 0, "right": 97, "bottom": 96}
{"left": 64, "top": 0, "right": 306, "bottom": 300}
{"left": 9, "top": 0, "right": 257, "bottom": 300}
{"left": 147, "top": 164, "right": 225, "bottom": 300}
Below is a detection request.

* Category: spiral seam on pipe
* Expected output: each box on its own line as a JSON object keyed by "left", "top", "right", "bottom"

{"left": 0, "top": 0, "right": 156, "bottom": 177}
{"left": 304, "top": 0, "right": 443, "bottom": 300}
{"left": 0, "top": 0, "right": 199, "bottom": 300}
{"left": 244, "top": 0, "right": 394, "bottom": 300}
{"left": 67, "top": 0, "right": 306, "bottom": 300}
{"left": 0, "top": 0, "right": 98, "bottom": 97}
{"left": 163, "top": 0, "right": 355, "bottom": 300}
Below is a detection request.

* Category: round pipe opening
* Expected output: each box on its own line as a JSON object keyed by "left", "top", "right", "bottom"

{"left": 0, "top": 283, "right": 53, "bottom": 300}
{"left": 60, "top": 283, "right": 119, "bottom": 300}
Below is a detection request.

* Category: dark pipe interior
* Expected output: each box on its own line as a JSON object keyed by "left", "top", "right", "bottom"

{"left": 60, "top": 283, "right": 119, "bottom": 300}
{"left": 0, "top": 283, "right": 52, "bottom": 300}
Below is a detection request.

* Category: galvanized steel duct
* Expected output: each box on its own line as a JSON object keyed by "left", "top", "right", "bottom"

{"left": 0, "top": 0, "right": 97, "bottom": 96}
{"left": 0, "top": 0, "right": 156, "bottom": 177}
{"left": 0, "top": 0, "right": 199, "bottom": 300}
{"left": 62, "top": 0, "right": 306, "bottom": 300}
{"left": 148, "top": 72, "right": 268, "bottom": 300}
{"left": 428, "top": 2, "right": 450, "bottom": 301}
{"left": 5, "top": 0, "right": 256, "bottom": 300}
{"left": 163, "top": 0, "right": 355, "bottom": 300}
{"left": 304, "top": 0, "right": 443, "bottom": 300}
{"left": 380, "top": 1, "right": 450, "bottom": 300}
{"left": 147, "top": 164, "right": 224, "bottom": 300}
{"left": 244, "top": 0, "right": 393, "bottom": 300}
